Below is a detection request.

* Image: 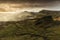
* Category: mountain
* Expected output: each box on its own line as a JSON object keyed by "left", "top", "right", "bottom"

{"left": 39, "top": 10, "right": 60, "bottom": 17}
{"left": 0, "top": 10, "right": 60, "bottom": 40}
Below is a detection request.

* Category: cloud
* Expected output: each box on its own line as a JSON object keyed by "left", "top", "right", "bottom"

{"left": 0, "top": 0, "right": 60, "bottom": 10}
{"left": 0, "top": 0, "right": 59, "bottom": 3}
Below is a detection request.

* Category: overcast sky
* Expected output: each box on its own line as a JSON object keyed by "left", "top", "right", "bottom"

{"left": 0, "top": 0, "right": 60, "bottom": 11}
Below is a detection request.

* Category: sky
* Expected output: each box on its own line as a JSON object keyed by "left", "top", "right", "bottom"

{"left": 0, "top": 0, "right": 60, "bottom": 12}
{"left": 0, "top": 0, "right": 60, "bottom": 9}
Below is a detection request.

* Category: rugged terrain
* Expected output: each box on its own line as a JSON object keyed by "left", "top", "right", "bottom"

{"left": 0, "top": 10, "right": 60, "bottom": 40}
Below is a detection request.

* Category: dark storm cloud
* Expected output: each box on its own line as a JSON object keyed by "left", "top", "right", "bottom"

{"left": 0, "top": 0, "right": 59, "bottom": 3}
{"left": 0, "top": 0, "right": 59, "bottom": 6}
{"left": 0, "top": 0, "right": 60, "bottom": 10}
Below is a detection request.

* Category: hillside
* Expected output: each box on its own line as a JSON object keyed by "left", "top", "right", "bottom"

{"left": 39, "top": 10, "right": 60, "bottom": 17}
{"left": 0, "top": 10, "right": 60, "bottom": 40}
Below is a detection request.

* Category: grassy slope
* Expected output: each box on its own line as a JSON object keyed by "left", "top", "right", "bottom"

{"left": 0, "top": 10, "right": 60, "bottom": 40}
